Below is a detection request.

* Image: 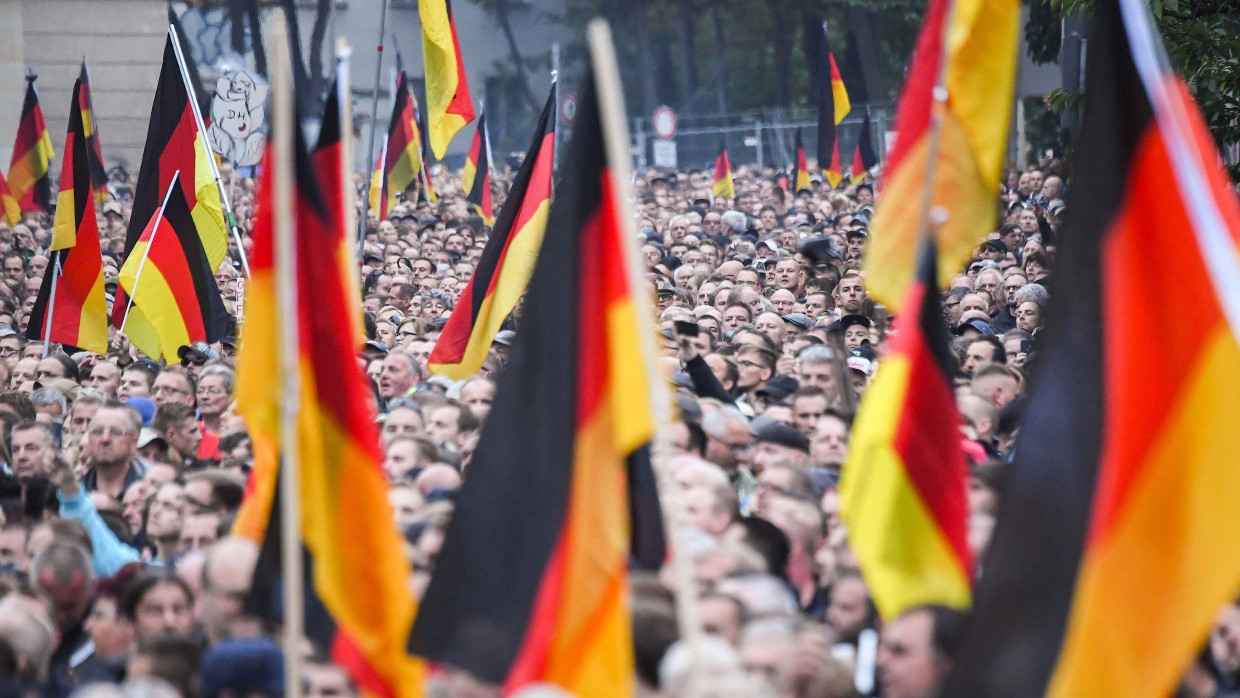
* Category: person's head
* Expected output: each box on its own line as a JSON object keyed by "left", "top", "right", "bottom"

{"left": 970, "top": 363, "right": 1021, "bottom": 410}
{"left": 202, "top": 537, "right": 260, "bottom": 644}
{"left": 0, "top": 595, "right": 55, "bottom": 681}
{"left": 790, "top": 386, "right": 830, "bottom": 435}
{"left": 834, "top": 273, "right": 866, "bottom": 314}
{"left": 195, "top": 365, "right": 234, "bottom": 418}
{"left": 682, "top": 483, "right": 738, "bottom": 537}
{"left": 701, "top": 406, "right": 752, "bottom": 473}
{"left": 152, "top": 402, "right": 201, "bottom": 462}
{"left": 961, "top": 336, "right": 1005, "bottom": 376}
{"left": 379, "top": 352, "right": 422, "bottom": 401}
{"left": 31, "top": 539, "right": 96, "bottom": 633}
{"left": 145, "top": 482, "right": 185, "bottom": 541}
{"left": 151, "top": 366, "right": 196, "bottom": 407}
{"left": 796, "top": 345, "right": 837, "bottom": 395}
{"left": 877, "top": 605, "right": 969, "bottom": 698}
{"left": 87, "top": 404, "right": 143, "bottom": 469}
{"left": 183, "top": 469, "right": 246, "bottom": 516}
{"left": 380, "top": 403, "right": 424, "bottom": 447}
{"left": 303, "top": 656, "right": 359, "bottom": 698}
{"left": 810, "top": 410, "right": 850, "bottom": 468}
{"left": 751, "top": 423, "right": 810, "bottom": 474}
{"left": 734, "top": 346, "right": 776, "bottom": 392}
{"left": 425, "top": 399, "right": 480, "bottom": 451}
{"left": 123, "top": 572, "right": 195, "bottom": 641}
{"left": 826, "top": 572, "right": 875, "bottom": 643}
{"left": 10, "top": 421, "right": 54, "bottom": 484}
{"left": 1015, "top": 300, "right": 1043, "bottom": 333}
{"left": 85, "top": 563, "right": 142, "bottom": 660}
{"left": 83, "top": 360, "right": 121, "bottom": 396}
{"left": 458, "top": 376, "right": 496, "bottom": 420}
{"left": 119, "top": 362, "right": 159, "bottom": 400}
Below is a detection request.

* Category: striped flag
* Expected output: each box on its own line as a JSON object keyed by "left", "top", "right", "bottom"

{"left": 794, "top": 128, "right": 811, "bottom": 193}
{"left": 7, "top": 74, "right": 55, "bottom": 216}
{"left": 383, "top": 71, "right": 423, "bottom": 215}
{"left": 26, "top": 79, "right": 107, "bottom": 353}
{"left": 864, "top": 0, "right": 1018, "bottom": 310}
{"left": 711, "top": 146, "right": 734, "bottom": 202}
{"left": 0, "top": 169, "right": 18, "bottom": 227}
{"left": 808, "top": 21, "right": 850, "bottom": 185}
{"left": 944, "top": 1, "right": 1240, "bottom": 696}
{"left": 369, "top": 137, "right": 389, "bottom": 220}
{"left": 420, "top": 0, "right": 475, "bottom": 158}
{"left": 461, "top": 109, "right": 495, "bottom": 225}
{"left": 79, "top": 60, "right": 108, "bottom": 200}
{"left": 117, "top": 180, "right": 227, "bottom": 361}
{"left": 116, "top": 34, "right": 228, "bottom": 352}
{"left": 428, "top": 87, "right": 556, "bottom": 379}
{"left": 840, "top": 238, "right": 971, "bottom": 622}
{"left": 850, "top": 113, "right": 877, "bottom": 184}
{"left": 410, "top": 57, "right": 666, "bottom": 696}
{"left": 236, "top": 70, "right": 424, "bottom": 698}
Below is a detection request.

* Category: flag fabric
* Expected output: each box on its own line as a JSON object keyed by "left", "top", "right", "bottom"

{"left": 0, "top": 169, "right": 18, "bottom": 227}
{"left": 116, "top": 34, "right": 227, "bottom": 353}
{"left": 864, "top": 0, "right": 1018, "bottom": 310}
{"left": 383, "top": 71, "right": 423, "bottom": 215}
{"left": 711, "top": 147, "right": 734, "bottom": 202}
{"left": 420, "top": 0, "right": 475, "bottom": 158}
{"left": 369, "top": 137, "right": 389, "bottom": 220}
{"left": 807, "top": 20, "right": 850, "bottom": 177}
{"left": 794, "top": 128, "right": 811, "bottom": 193}
{"left": 429, "top": 87, "right": 556, "bottom": 380}
{"left": 410, "top": 64, "right": 666, "bottom": 697}
{"left": 461, "top": 110, "right": 495, "bottom": 225}
{"left": 79, "top": 61, "right": 108, "bottom": 199}
{"left": 839, "top": 238, "right": 971, "bottom": 622}
{"left": 851, "top": 113, "right": 878, "bottom": 184}
{"left": 829, "top": 48, "right": 851, "bottom": 126}
{"left": 235, "top": 74, "right": 424, "bottom": 698}
{"left": 944, "top": 1, "right": 1240, "bottom": 696}
{"left": 117, "top": 181, "right": 227, "bottom": 361}
{"left": 825, "top": 137, "right": 844, "bottom": 189}
{"left": 26, "top": 79, "right": 107, "bottom": 354}
{"left": 416, "top": 96, "right": 438, "bottom": 203}
{"left": 7, "top": 74, "right": 55, "bottom": 215}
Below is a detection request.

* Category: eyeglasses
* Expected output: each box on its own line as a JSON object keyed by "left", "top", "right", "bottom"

{"left": 88, "top": 426, "right": 135, "bottom": 438}
{"left": 152, "top": 385, "right": 189, "bottom": 396}
{"left": 736, "top": 359, "right": 764, "bottom": 370}
{"left": 35, "top": 369, "right": 64, "bottom": 379}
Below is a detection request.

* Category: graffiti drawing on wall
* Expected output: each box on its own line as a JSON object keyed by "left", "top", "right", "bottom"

{"left": 206, "top": 71, "right": 269, "bottom": 168}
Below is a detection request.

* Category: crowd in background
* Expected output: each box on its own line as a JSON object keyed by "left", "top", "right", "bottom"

{"left": 0, "top": 147, "right": 1237, "bottom": 698}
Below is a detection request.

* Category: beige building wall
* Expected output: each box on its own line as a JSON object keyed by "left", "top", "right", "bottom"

{"left": 1, "top": 0, "right": 166, "bottom": 174}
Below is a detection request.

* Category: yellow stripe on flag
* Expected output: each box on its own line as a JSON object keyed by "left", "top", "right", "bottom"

{"left": 118, "top": 242, "right": 191, "bottom": 360}
{"left": 50, "top": 188, "right": 78, "bottom": 251}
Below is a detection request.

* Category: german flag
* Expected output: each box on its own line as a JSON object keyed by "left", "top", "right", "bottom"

{"left": 839, "top": 237, "right": 971, "bottom": 622}
{"left": 116, "top": 34, "right": 227, "bottom": 351}
{"left": 117, "top": 179, "right": 227, "bottom": 361}
{"left": 416, "top": 97, "right": 438, "bottom": 203}
{"left": 26, "top": 79, "right": 107, "bottom": 354}
{"left": 864, "top": 0, "right": 1018, "bottom": 311}
{"left": 420, "top": 0, "right": 475, "bottom": 158}
{"left": 383, "top": 71, "right": 423, "bottom": 215}
{"left": 461, "top": 109, "right": 495, "bottom": 225}
{"left": 944, "top": 1, "right": 1240, "bottom": 696}
{"left": 850, "top": 112, "right": 877, "bottom": 184}
{"left": 428, "top": 87, "right": 555, "bottom": 380}
{"left": 79, "top": 60, "right": 108, "bottom": 199}
{"left": 0, "top": 169, "right": 18, "bottom": 227}
{"left": 369, "top": 137, "right": 389, "bottom": 220}
{"left": 7, "top": 74, "right": 55, "bottom": 216}
{"left": 711, "top": 146, "right": 734, "bottom": 202}
{"left": 794, "top": 128, "right": 811, "bottom": 193}
{"left": 235, "top": 70, "right": 424, "bottom": 698}
{"left": 410, "top": 60, "right": 666, "bottom": 696}
{"left": 807, "top": 20, "right": 850, "bottom": 186}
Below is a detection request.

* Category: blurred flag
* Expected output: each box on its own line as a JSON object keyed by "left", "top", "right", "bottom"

{"left": 864, "top": 0, "right": 1018, "bottom": 310}
{"left": 711, "top": 146, "right": 734, "bottom": 202}
{"left": 429, "top": 86, "right": 556, "bottom": 380}
{"left": 410, "top": 56, "right": 666, "bottom": 697}
{"left": 116, "top": 33, "right": 227, "bottom": 352}
{"left": 461, "top": 109, "right": 495, "bottom": 225}
{"left": 79, "top": 60, "right": 108, "bottom": 200}
{"left": 369, "top": 136, "right": 389, "bottom": 220}
{"left": 27, "top": 79, "right": 107, "bottom": 353}
{"left": 383, "top": 71, "right": 423, "bottom": 215}
{"left": 794, "top": 128, "right": 812, "bottom": 193}
{"left": 0, "top": 169, "right": 18, "bottom": 227}
{"left": 945, "top": 1, "right": 1240, "bottom": 696}
{"left": 840, "top": 238, "right": 971, "bottom": 622}
{"left": 850, "top": 113, "right": 877, "bottom": 184}
{"left": 7, "top": 73, "right": 54, "bottom": 216}
{"left": 420, "top": 0, "right": 475, "bottom": 158}
{"left": 236, "top": 66, "right": 424, "bottom": 698}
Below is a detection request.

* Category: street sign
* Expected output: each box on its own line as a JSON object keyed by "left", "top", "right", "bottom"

{"left": 652, "top": 105, "right": 677, "bottom": 140}
{"left": 653, "top": 139, "right": 677, "bottom": 168}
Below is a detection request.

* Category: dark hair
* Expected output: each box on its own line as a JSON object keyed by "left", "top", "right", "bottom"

{"left": 733, "top": 516, "right": 791, "bottom": 580}
{"left": 122, "top": 572, "right": 194, "bottom": 622}
{"left": 0, "top": 392, "right": 36, "bottom": 423}
{"left": 970, "top": 335, "right": 1007, "bottom": 365}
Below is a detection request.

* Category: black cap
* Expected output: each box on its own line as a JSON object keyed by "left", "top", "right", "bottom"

{"left": 752, "top": 421, "right": 810, "bottom": 453}
{"left": 982, "top": 239, "right": 1008, "bottom": 254}
{"left": 839, "top": 314, "right": 872, "bottom": 331}
{"left": 756, "top": 375, "right": 799, "bottom": 401}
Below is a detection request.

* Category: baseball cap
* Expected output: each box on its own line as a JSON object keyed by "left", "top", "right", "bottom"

{"left": 752, "top": 421, "right": 810, "bottom": 453}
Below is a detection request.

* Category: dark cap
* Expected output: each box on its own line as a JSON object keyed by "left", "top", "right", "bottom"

{"left": 982, "top": 239, "right": 1008, "bottom": 254}
{"left": 363, "top": 339, "right": 390, "bottom": 355}
{"left": 752, "top": 421, "right": 810, "bottom": 453}
{"left": 782, "top": 312, "right": 814, "bottom": 331}
{"left": 199, "top": 637, "right": 285, "bottom": 696}
{"left": 177, "top": 342, "right": 218, "bottom": 366}
{"left": 954, "top": 318, "right": 997, "bottom": 336}
{"left": 798, "top": 236, "right": 845, "bottom": 265}
{"left": 839, "top": 314, "right": 872, "bottom": 331}
{"left": 755, "top": 375, "right": 799, "bottom": 401}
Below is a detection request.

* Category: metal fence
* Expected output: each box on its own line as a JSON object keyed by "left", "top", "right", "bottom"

{"left": 630, "top": 105, "right": 895, "bottom": 172}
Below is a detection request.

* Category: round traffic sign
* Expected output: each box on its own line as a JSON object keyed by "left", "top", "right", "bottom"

{"left": 652, "top": 105, "right": 677, "bottom": 140}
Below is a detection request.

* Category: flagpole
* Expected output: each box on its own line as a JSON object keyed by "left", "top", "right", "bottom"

{"left": 42, "top": 255, "right": 62, "bottom": 358}
{"left": 269, "top": 19, "right": 305, "bottom": 698}
{"left": 911, "top": 0, "right": 960, "bottom": 246}
{"left": 167, "top": 24, "right": 253, "bottom": 279}
{"left": 588, "top": 15, "right": 706, "bottom": 685}
{"left": 120, "top": 171, "right": 181, "bottom": 334}
{"left": 358, "top": 0, "right": 391, "bottom": 251}
{"left": 549, "top": 72, "right": 558, "bottom": 191}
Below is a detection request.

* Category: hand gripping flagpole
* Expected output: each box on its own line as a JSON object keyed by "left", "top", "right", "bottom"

{"left": 588, "top": 17, "right": 707, "bottom": 692}
{"left": 268, "top": 18, "right": 305, "bottom": 698}
{"left": 119, "top": 171, "right": 181, "bottom": 335}
{"left": 167, "top": 24, "right": 253, "bottom": 279}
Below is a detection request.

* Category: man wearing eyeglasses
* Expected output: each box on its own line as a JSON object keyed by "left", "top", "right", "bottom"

{"left": 81, "top": 404, "right": 149, "bottom": 500}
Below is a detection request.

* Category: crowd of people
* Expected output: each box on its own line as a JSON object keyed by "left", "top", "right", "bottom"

{"left": 0, "top": 141, "right": 1237, "bottom": 698}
